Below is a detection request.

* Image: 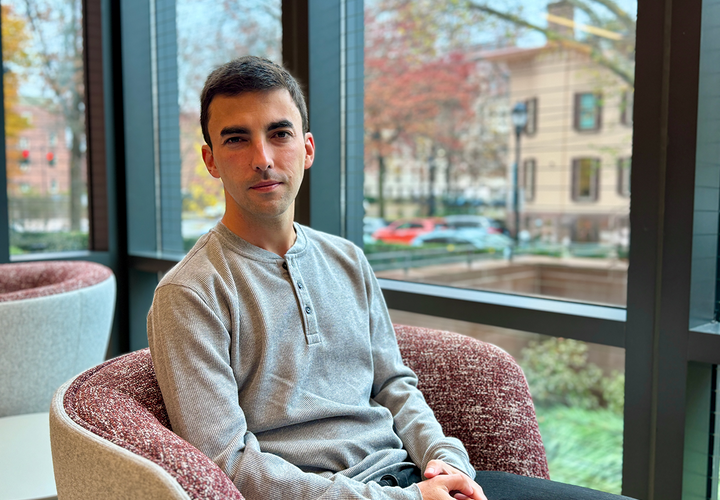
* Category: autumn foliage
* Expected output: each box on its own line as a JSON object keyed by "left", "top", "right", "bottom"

{"left": 2, "top": 4, "right": 32, "bottom": 180}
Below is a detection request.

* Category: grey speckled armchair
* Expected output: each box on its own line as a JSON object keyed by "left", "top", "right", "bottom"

{"left": 49, "top": 325, "right": 548, "bottom": 499}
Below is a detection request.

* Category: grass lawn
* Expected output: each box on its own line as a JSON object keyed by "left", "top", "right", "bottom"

{"left": 535, "top": 405, "right": 624, "bottom": 495}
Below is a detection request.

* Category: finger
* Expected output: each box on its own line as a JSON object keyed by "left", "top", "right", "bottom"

{"left": 434, "top": 473, "right": 478, "bottom": 498}
{"left": 425, "top": 459, "right": 457, "bottom": 479}
{"left": 424, "top": 459, "right": 442, "bottom": 478}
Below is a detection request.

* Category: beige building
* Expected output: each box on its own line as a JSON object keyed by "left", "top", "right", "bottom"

{"left": 484, "top": 40, "right": 633, "bottom": 245}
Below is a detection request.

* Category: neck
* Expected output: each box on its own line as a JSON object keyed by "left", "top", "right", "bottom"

{"left": 222, "top": 209, "right": 297, "bottom": 257}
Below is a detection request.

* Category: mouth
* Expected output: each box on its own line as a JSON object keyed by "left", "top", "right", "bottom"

{"left": 250, "top": 180, "right": 283, "bottom": 191}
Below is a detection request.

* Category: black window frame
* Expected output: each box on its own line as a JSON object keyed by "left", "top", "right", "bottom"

{"left": 574, "top": 92, "right": 603, "bottom": 132}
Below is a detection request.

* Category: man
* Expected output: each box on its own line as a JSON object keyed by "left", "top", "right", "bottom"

{"left": 148, "top": 56, "right": 633, "bottom": 500}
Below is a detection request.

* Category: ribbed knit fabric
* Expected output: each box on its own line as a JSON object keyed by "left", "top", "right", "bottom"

{"left": 148, "top": 223, "right": 474, "bottom": 500}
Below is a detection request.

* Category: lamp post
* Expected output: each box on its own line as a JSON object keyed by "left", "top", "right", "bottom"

{"left": 511, "top": 102, "right": 528, "bottom": 243}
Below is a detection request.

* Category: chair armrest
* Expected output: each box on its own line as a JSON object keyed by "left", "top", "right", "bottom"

{"left": 60, "top": 349, "right": 244, "bottom": 499}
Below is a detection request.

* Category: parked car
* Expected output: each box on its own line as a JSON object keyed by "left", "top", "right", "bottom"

{"left": 411, "top": 228, "right": 514, "bottom": 250}
{"left": 363, "top": 217, "right": 387, "bottom": 237}
{"left": 444, "top": 215, "right": 509, "bottom": 236}
{"left": 372, "top": 218, "right": 446, "bottom": 245}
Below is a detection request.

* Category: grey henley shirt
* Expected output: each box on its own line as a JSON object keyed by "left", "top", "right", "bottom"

{"left": 147, "top": 222, "right": 474, "bottom": 499}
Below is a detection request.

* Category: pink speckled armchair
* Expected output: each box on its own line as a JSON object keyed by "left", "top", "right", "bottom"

{"left": 49, "top": 325, "right": 548, "bottom": 499}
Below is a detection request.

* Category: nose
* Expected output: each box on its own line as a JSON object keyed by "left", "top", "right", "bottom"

{"left": 251, "top": 139, "right": 272, "bottom": 171}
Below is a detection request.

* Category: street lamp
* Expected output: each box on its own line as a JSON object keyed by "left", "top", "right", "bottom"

{"left": 511, "top": 102, "right": 528, "bottom": 243}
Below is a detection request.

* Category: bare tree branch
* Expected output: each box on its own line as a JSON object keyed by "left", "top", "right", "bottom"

{"left": 466, "top": 1, "right": 634, "bottom": 86}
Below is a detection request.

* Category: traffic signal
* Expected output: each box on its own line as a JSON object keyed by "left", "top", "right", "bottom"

{"left": 47, "top": 152, "right": 55, "bottom": 166}
{"left": 20, "top": 149, "right": 30, "bottom": 167}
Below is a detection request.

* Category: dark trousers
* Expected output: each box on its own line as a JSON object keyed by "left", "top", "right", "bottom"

{"left": 377, "top": 467, "right": 637, "bottom": 500}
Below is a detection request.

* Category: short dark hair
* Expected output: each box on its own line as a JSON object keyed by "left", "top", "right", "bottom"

{"left": 200, "top": 56, "right": 308, "bottom": 149}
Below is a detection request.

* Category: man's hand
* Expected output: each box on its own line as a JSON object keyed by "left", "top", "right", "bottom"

{"left": 417, "top": 460, "right": 487, "bottom": 500}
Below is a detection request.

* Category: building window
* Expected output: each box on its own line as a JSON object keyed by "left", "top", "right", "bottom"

{"left": 525, "top": 97, "right": 538, "bottom": 135}
{"left": 572, "top": 158, "right": 600, "bottom": 202}
{"left": 617, "top": 157, "right": 631, "bottom": 197}
{"left": 620, "top": 89, "right": 633, "bottom": 126}
{"left": 523, "top": 158, "right": 536, "bottom": 202}
{"left": 574, "top": 92, "right": 602, "bottom": 131}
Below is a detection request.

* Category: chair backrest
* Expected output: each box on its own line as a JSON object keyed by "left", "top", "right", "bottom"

{"left": 0, "top": 260, "right": 116, "bottom": 417}
{"left": 395, "top": 324, "right": 550, "bottom": 479}
{"left": 51, "top": 348, "right": 244, "bottom": 500}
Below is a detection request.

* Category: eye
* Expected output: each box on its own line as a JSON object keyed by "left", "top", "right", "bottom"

{"left": 275, "top": 130, "right": 292, "bottom": 139}
{"left": 223, "top": 136, "right": 243, "bottom": 145}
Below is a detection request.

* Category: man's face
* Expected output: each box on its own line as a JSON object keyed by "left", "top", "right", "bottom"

{"left": 201, "top": 89, "right": 314, "bottom": 225}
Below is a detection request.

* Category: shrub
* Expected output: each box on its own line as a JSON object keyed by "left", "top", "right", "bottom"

{"left": 10, "top": 230, "right": 88, "bottom": 254}
{"left": 520, "top": 337, "right": 624, "bottom": 414}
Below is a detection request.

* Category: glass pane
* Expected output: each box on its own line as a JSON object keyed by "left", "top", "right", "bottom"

{"left": 390, "top": 309, "right": 625, "bottom": 494}
{"left": 579, "top": 94, "right": 598, "bottom": 130}
{"left": 3, "top": 0, "right": 88, "bottom": 255}
{"left": 177, "top": 0, "right": 282, "bottom": 250}
{"left": 577, "top": 159, "right": 593, "bottom": 198}
{"left": 364, "top": 0, "right": 636, "bottom": 307}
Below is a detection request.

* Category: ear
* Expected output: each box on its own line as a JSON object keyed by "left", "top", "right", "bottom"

{"left": 303, "top": 132, "right": 315, "bottom": 170}
{"left": 202, "top": 144, "right": 221, "bottom": 179}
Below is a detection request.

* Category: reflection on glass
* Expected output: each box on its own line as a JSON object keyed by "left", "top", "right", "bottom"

{"left": 364, "top": 0, "right": 637, "bottom": 306}
{"left": 390, "top": 309, "right": 625, "bottom": 494}
{"left": 177, "top": 0, "right": 281, "bottom": 250}
{"left": 3, "top": 0, "right": 88, "bottom": 255}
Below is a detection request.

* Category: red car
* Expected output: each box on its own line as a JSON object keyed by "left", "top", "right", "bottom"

{"left": 371, "top": 218, "right": 446, "bottom": 245}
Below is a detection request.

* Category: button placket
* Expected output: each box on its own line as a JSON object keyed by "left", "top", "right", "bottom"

{"left": 285, "top": 257, "right": 320, "bottom": 345}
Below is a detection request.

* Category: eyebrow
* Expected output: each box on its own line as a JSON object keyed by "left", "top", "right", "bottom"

{"left": 267, "top": 120, "right": 295, "bottom": 132}
{"left": 219, "top": 120, "right": 295, "bottom": 137}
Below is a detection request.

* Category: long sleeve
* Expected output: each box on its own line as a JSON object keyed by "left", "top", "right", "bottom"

{"left": 148, "top": 282, "right": 423, "bottom": 500}
{"left": 359, "top": 251, "right": 476, "bottom": 479}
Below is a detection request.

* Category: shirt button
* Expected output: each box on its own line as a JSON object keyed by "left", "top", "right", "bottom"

{"left": 282, "top": 262, "right": 288, "bottom": 270}
{"left": 305, "top": 306, "right": 312, "bottom": 314}
{"left": 298, "top": 282, "right": 303, "bottom": 289}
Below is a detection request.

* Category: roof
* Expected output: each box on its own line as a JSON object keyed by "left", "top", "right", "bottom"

{"left": 477, "top": 40, "right": 591, "bottom": 63}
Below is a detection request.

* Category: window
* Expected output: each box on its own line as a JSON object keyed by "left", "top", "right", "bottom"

{"left": 617, "top": 157, "right": 631, "bottom": 197}
{"left": 176, "top": 0, "right": 282, "bottom": 251}
{"left": 363, "top": 2, "right": 636, "bottom": 489}
{"left": 525, "top": 98, "right": 538, "bottom": 135}
{"left": 574, "top": 92, "right": 602, "bottom": 131}
{"left": 572, "top": 158, "right": 601, "bottom": 202}
{"left": 391, "top": 309, "right": 625, "bottom": 494}
{"left": 522, "top": 158, "right": 536, "bottom": 202}
{"left": 3, "top": 0, "right": 89, "bottom": 254}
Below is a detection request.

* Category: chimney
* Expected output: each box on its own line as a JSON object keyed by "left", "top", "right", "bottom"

{"left": 547, "top": 1, "right": 575, "bottom": 39}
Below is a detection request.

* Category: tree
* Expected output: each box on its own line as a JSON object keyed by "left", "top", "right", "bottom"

{"left": 2, "top": 3, "right": 32, "bottom": 181}
{"left": 176, "top": 0, "right": 281, "bottom": 217}
{"left": 21, "top": 0, "right": 86, "bottom": 231}
{"left": 364, "top": 0, "right": 487, "bottom": 217}
{"left": 467, "top": 0, "right": 635, "bottom": 85}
